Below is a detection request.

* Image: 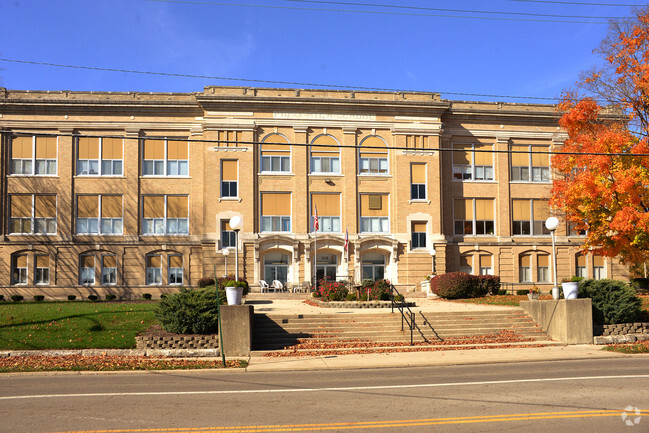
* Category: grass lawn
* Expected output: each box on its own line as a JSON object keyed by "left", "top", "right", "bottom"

{"left": 0, "top": 301, "right": 157, "bottom": 350}
{"left": 449, "top": 295, "right": 554, "bottom": 307}
{"left": 603, "top": 341, "right": 649, "bottom": 354}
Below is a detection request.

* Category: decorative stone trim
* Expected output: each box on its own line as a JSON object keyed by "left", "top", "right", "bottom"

{"left": 136, "top": 334, "right": 219, "bottom": 350}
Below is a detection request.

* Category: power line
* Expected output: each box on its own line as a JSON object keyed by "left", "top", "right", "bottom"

{"left": 0, "top": 57, "right": 568, "bottom": 102}
{"left": 144, "top": 0, "right": 613, "bottom": 23}
{"left": 508, "top": 0, "right": 642, "bottom": 6}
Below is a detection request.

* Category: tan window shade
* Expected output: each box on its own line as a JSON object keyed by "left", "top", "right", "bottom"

{"left": 593, "top": 255, "right": 604, "bottom": 266}
{"left": 167, "top": 196, "right": 189, "bottom": 218}
{"left": 411, "top": 163, "right": 426, "bottom": 184}
{"left": 512, "top": 199, "right": 531, "bottom": 220}
{"left": 36, "top": 255, "right": 49, "bottom": 268}
{"left": 533, "top": 200, "right": 550, "bottom": 220}
{"left": 167, "top": 140, "right": 188, "bottom": 160}
{"left": 81, "top": 255, "right": 94, "bottom": 268}
{"left": 359, "top": 136, "right": 388, "bottom": 158}
{"left": 15, "top": 255, "right": 28, "bottom": 267}
{"left": 102, "top": 138, "right": 123, "bottom": 159}
{"left": 78, "top": 137, "right": 99, "bottom": 159}
{"left": 169, "top": 255, "right": 183, "bottom": 268}
{"left": 35, "top": 195, "right": 56, "bottom": 218}
{"left": 361, "top": 194, "right": 388, "bottom": 217}
{"left": 147, "top": 255, "right": 161, "bottom": 267}
{"left": 577, "top": 255, "right": 586, "bottom": 267}
{"left": 35, "top": 137, "right": 57, "bottom": 159}
{"left": 511, "top": 145, "right": 530, "bottom": 166}
{"left": 261, "top": 134, "right": 290, "bottom": 156}
{"left": 311, "top": 135, "right": 340, "bottom": 156}
{"left": 480, "top": 255, "right": 491, "bottom": 268}
{"left": 368, "top": 195, "right": 382, "bottom": 210}
{"left": 475, "top": 199, "right": 494, "bottom": 220}
{"left": 222, "top": 160, "right": 238, "bottom": 181}
{"left": 77, "top": 195, "right": 99, "bottom": 218}
{"left": 261, "top": 192, "right": 291, "bottom": 216}
{"left": 312, "top": 194, "right": 340, "bottom": 216}
{"left": 11, "top": 195, "right": 32, "bottom": 218}
{"left": 537, "top": 255, "right": 549, "bottom": 267}
{"left": 102, "top": 255, "right": 116, "bottom": 268}
{"left": 12, "top": 136, "right": 32, "bottom": 159}
{"left": 460, "top": 255, "right": 471, "bottom": 269}
{"left": 520, "top": 255, "right": 531, "bottom": 267}
{"left": 144, "top": 140, "right": 165, "bottom": 159}
{"left": 221, "top": 220, "right": 232, "bottom": 231}
{"left": 474, "top": 144, "right": 493, "bottom": 165}
{"left": 454, "top": 199, "right": 473, "bottom": 220}
{"left": 531, "top": 146, "right": 550, "bottom": 166}
{"left": 143, "top": 196, "right": 165, "bottom": 218}
{"left": 453, "top": 144, "right": 472, "bottom": 165}
{"left": 412, "top": 222, "right": 427, "bottom": 232}
{"left": 101, "top": 196, "right": 122, "bottom": 218}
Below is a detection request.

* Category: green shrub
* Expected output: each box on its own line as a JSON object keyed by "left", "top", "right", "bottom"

{"left": 33, "top": 295, "right": 45, "bottom": 302}
{"left": 317, "top": 278, "right": 348, "bottom": 301}
{"left": 478, "top": 275, "right": 501, "bottom": 295}
{"left": 360, "top": 279, "right": 391, "bottom": 301}
{"left": 105, "top": 294, "right": 117, "bottom": 301}
{"left": 393, "top": 293, "right": 405, "bottom": 303}
{"left": 430, "top": 273, "right": 489, "bottom": 299}
{"left": 88, "top": 295, "right": 99, "bottom": 301}
{"left": 516, "top": 289, "right": 528, "bottom": 295}
{"left": 67, "top": 295, "right": 76, "bottom": 301}
{"left": 497, "top": 289, "right": 507, "bottom": 296}
{"left": 0, "top": 295, "right": 4, "bottom": 301}
{"left": 346, "top": 292, "right": 357, "bottom": 301}
{"left": 155, "top": 287, "right": 226, "bottom": 334}
{"left": 578, "top": 279, "right": 643, "bottom": 325}
{"left": 218, "top": 276, "right": 249, "bottom": 296}
{"left": 142, "top": 293, "right": 153, "bottom": 300}
{"left": 198, "top": 277, "right": 215, "bottom": 288}
{"left": 11, "top": 295, "right": 24, "bottom": 302}
{"left": 631, "top": 278, "right": 649, "bottom": 294}
{"left": 312, "top": 289, "right": 322, "bottom": 298}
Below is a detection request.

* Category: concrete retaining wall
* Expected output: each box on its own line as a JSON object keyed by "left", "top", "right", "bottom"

{"left": 520, "top": 299, "right": 593, "bottom": 344}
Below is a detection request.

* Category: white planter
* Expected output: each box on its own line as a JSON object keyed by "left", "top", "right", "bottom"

{"left": 562, "top": 282, "right": 579, "bottom": 300}
{"left": 225, "top": 286, "right": 244, "bottom": 305}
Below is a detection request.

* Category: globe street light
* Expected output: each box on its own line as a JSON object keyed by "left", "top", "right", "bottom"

{"left": 229, "top": 216, "right": 243, "bottom": 282}
{"left": 545, "top": 216, "right": 560, "bottom": 300}
{"left": 222, "top": 248, "right": 230, "bottom": 277}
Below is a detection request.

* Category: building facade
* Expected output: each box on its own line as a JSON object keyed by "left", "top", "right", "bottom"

{"left": 0, "top": 86, "right": 628, "bottom": 298}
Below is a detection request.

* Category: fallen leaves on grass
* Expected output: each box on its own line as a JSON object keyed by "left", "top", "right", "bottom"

{"left": 603, "top": 341, "right": 649, "bottom": 354}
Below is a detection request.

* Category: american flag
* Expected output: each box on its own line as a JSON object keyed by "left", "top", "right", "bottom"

{"left": 313, "top": 205, "right": 319, "bottom": 232}
{"left": 344, "top": 226, "right": 349, "bottom": 252}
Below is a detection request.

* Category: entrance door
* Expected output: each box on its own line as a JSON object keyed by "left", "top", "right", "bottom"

{"left": 362, "top": 252, "right": 385, "bottom": 281}
{"left": 316, "top": 253, "right": 338, "bottom": 282}
{"left": 264, "top": 252, "right": 289, "bottom": 284}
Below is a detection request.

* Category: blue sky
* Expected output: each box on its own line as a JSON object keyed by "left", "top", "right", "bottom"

{"left": 0, "top": 1, "right": 641, "bottom": 103}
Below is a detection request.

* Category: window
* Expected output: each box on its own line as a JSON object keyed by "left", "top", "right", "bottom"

{"left": 142, "top": 195, "right": 189, "bottom": 235}
{"left": 146, "top": 255, "right": 162, "bottom": 285}
{"left": 142, "top": 139, "right": 188, "bottom": 176}
{"left": 101, "top": 255, "right": 117, "bottom": 285}
{"left": 360, "top": 194, "right": 389, "bottom": 233}
{"left": 77, "top": 137, "right": 123, "bottom": 176}
{"left": 512, "top": 199, "right": 550, "bottom": 236}
{"left": 261, "top": 192, "right": 291, "bottom": 232}
{"left": 221, "top": 220, "right": 236, "bottom": 248}
{"left": 362, "top": 253, "right": 385, "bottom": 281}
{"left": 359, "top": 136, "right": 388, "bottom": 174}
{"left": 411, "top": 222, "right": 427, "bottom": 249}
{"left": 260, "top": 134, "right": 290, "bottom": 173}
{"left": 263, "top": 252, "right": 289, "bottom": 284}
{"left": 519, "top": 255, "right": 532, "bottom": 282}
{"left": 410, "top": 163, "right": 426, "bottom": 200}
{"left": 452, "top": 144, "right": 494, "bottom": 181}
{"left": 460, "top": 255, "right": 473, "bottom": 274}
{"left": 311, "top": 134, "right": 340, "bottom": 174}
{"left": 511, "top": 144, "right": 550, "bottom": 182}
{"left": 221, "top": 160, "right": 238, "bottom": 198}
{"left": 567, "top": 221, "right": 587, "bottom": 236}
{"left": 454, "top": 199, "right": 495, "bottom": 236}
{"left": 35, "top": 255, "right": 50, "bottom": 285}
{"left": 80, "top": 255, "right": 95, "bottom": 285}
{"left": 77, "top": 195, "right": 123, "bottom": 235}
{"left": 11, "top": 136, "right": 57, "bottom": 175}
{"left": 593, "top": 255, "right": 605, "bottom": 280}
{"left": 10, "top": 195, "right": 57, "bottom": 235}
{"left": 311, "top": 194, "right": 341, "bottom": 233}
{"left": 12, "top": 254, "right": 28, "bottom": 285}
{"left": 316, "top": 253, "right": 338, "bottom": 281}
{"left": 537, "top": 254, "right": 550, "bottom": 282}
{"left": 169, "top": 255, "right": 183, "bottom": 285}
{"left": 576, "top": 254, "right": 587, "bottom": 278}
{"left": 479, "top": 255, "right": 493, "bottom": 275}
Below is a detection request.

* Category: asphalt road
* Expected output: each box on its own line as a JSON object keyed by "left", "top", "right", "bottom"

{"left": 0, "top": 358, "right": 647, "bottom": 433}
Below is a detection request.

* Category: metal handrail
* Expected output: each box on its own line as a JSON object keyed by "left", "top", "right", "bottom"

{"left": 390, "top": 284, "right": 415, "bottom": 345}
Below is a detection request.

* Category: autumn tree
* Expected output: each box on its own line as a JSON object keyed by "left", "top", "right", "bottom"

{"left": 552, "top": 8, "right": 649, "bottom": 265}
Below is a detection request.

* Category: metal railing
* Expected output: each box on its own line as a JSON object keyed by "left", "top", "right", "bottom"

{"left": 389, "top": 284, "right": 416, "bottom": 345}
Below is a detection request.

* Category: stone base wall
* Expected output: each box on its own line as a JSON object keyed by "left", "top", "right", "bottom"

{"left": 594, "top": 322, "right": 649, "bottom": 336}
{"left": 136, "top": 334, "right": 219, "bottom": 350}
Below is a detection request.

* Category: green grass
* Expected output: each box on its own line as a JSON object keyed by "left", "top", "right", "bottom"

{"left": 0, "top": 301, "right": 157, "bottom": 350}
{"left": 602, "top": 341, "right": 649, "bottom": 354}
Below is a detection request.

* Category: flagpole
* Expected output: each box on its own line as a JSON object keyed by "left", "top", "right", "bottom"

{"left": 313, "top": 217, "right": 317, "bottom": 289}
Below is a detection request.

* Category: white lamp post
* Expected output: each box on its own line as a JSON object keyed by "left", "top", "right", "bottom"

{"left": 545, "top": 216, "right": 560, "bottom": 300}
{"left": 222, "top": 248, "right": 230, "bottom": 277}
{"left": 229, "top": 216, "right": 243, "bottom": 282}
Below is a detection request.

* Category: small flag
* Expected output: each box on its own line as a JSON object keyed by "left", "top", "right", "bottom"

{"left": 313, "top": 205, "right": 319, "bottom": 232}
{"left": 344, "top": 226, "right": 349, "bottom": 252}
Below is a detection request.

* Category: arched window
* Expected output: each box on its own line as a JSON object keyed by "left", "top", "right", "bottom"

{"left": 263, "top": 252, "right": 289, "bottom": 284}
{"left": 260, "top": 134, "right": 290, "bottom": 173}
{"left": 362, "top": 253, "right": 386, "bottom": 281}
{"left": 359, "top": 136, "right": 388, "bottom": 174}
{"left": 310, "top": 134, "right": 340, "bottom": 174}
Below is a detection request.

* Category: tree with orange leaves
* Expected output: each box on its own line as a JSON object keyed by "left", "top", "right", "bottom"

{"left": 552, "top": 8, "right": 649, "bottom": 265}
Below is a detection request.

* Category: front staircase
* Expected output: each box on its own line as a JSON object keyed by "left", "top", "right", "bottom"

{"left": 251, "top": 308, "right": 561, "bottom": 357}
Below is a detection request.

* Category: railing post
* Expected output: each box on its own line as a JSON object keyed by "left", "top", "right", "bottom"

{"left": 410, "top": 312, "right": 415, "bottom": 345}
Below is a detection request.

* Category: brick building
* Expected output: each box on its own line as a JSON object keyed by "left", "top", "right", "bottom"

{"left": 0, "top": 86, "right": 628, "bottom": 299}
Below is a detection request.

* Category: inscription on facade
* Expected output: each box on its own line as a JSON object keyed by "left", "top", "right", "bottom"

{"left": 274, "top": 112, "right": 375, "bottom": 121}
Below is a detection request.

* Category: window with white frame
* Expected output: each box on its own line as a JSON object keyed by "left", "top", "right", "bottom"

{"left": 452, "top": 144, "right": 494, "bottom": 181}
{"left": 512, "top": 199, "right": 551, "bottom": 236}
{"left": 593, "top": 255, "right": 605, "bottom": 280}
{"left": 479, "top": 255, "right": 493, "bottom": 275}
{"left": 77, "top": 137, "right": 123, "bottom": 176}
{"left": 511, "top": 144, "right": 550, "bottom": 182}
{"left": 146, "top": 254, "right": 163, "bottom": 285}
{"left": 310, "top": 134, "right": 340, "bottom": 174}
{"left": 411, "top": 222, "right": 427, "bottom": 249}
{"left": 101, "top": 255, "right": 117, "bottom": 285}
{"left": 576, "top": 254, "right": 587, "bottom": 278}
{"left": 537, "top": 254, "right": 550, "bottom": 282}
{"left": 519, "top": 254, "right": 532, "bottom": 282}
{"left": 359, "top": 136, "right": 388, "bottom": 175}
{"left": 311, "top": 193, "right": 341, "bottom": 233}
{"left": 11, "top": 136, "right": 57, "bottom": 176}
{"left": 142, "top": 139, "right": 188, "bottom": 176}
{"left": 12, "top": 254, "right": 28, "bottom": 285}
{"left": 454, "top": 198, "right": 495, "bottom": 236}
{"left": 35, "top": 255, "right": 50, "bottom": 285}
{"left": 261, "top": 192, "right": 291, "bottom": 232}
{"left": 410, "top": 163, "right": 426, "bottom": 200}
{"left": 80, "top": 254, "right": 95, "bottom": 285}
{"left": 361, "top": 253, "right": 386, "bottom": 281}
{"left": 169, "top": 255, "right": 183, "bottom": 285}
{"left": 360, "top": 194, "right": 389, "bottom": 233}
{"left": 76, "top": 195, "right": 123, "bottom": 235}
{"left": 142, "top": 195, "right": 189, "bottom": 235}
{"left": 260, "top": 134, "right": 291, "bottom": 173}
{"left": 221, "top": 220, "right": 236, "bottom": 248}
{"left": 9, "top": 194, "right": 57, "bottom": 235}
{"left": 221, "top": 160, "right": 238, "bottom": 198}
